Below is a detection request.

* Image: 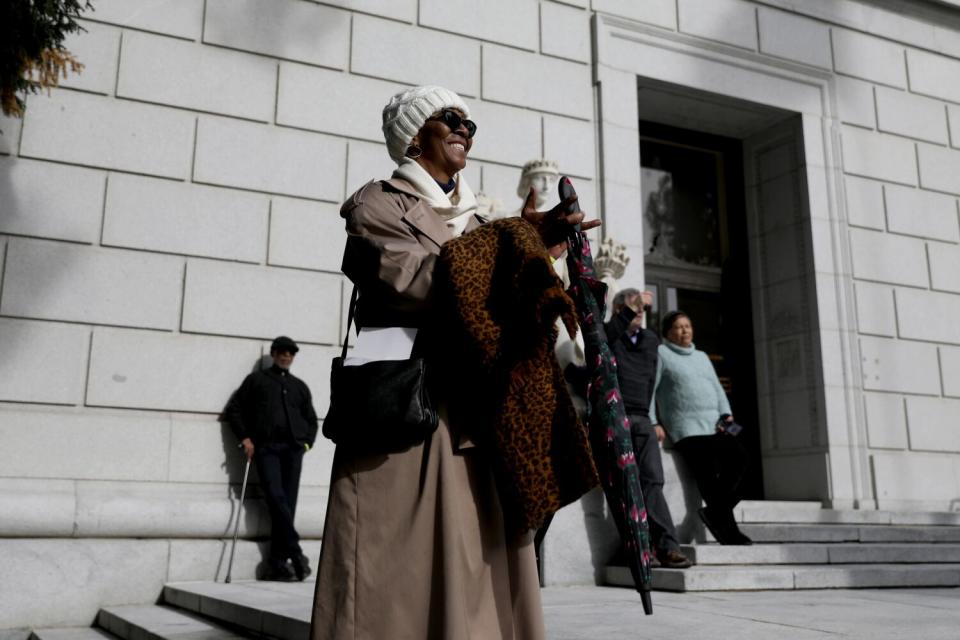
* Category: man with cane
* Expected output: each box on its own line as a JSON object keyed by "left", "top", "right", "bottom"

{"left": 226, "top": 336, "right": 319, "bottom": 581}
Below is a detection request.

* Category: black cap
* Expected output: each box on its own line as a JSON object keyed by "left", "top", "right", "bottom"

{"left": 270, "top": 336, "right": 299, "bottom": 353}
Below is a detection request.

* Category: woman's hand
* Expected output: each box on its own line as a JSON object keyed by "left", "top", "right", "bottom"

{"left": 716, "top": 415, "right": 735, "bottom": 433}
{"left": 654, "top": 425, "right": 666, "bottom": 443}
{"left": 521, "top": 187, "right": 602, "bottom": 258}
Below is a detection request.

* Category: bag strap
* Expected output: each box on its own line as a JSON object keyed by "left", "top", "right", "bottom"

{"left": 341, "top": 285, "right": 358, "bottom": 360}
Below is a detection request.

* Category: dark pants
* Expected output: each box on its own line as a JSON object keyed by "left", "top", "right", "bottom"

{"left": 534, "top": 512, "right": 554, "bottom": 585}
{"left": 628, "top": 415, "right": 680, "bottom": 552}
{"left": 673, "top": 432, "right": 748, "bottom": 513}
{"left": 255, "top": 441, "right": 304, "bottom": 565}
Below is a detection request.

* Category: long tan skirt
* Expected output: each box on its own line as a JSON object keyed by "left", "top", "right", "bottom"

{"left": 310, "top": 413, "right": 545, "bottom": 640}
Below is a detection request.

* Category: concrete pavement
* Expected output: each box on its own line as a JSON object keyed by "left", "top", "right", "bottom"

{"left": 542, "top": 585, "right": 960, "bottom": 639}
{"left": 113, "top": 580, "right": 960, "bottom": 640}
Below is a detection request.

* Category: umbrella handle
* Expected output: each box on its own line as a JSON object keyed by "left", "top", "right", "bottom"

{"left": 558, "top": 176, "right": 584, "bottom": 257}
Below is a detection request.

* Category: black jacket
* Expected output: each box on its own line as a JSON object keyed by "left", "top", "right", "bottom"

{"left": 226, "top": 365, "right": 319, "bottom": 447}
{"left": 604, "top": 307, "right": 659, "bottom": 415}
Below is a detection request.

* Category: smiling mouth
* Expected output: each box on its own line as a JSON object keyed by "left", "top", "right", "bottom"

{"left": 450, "top": 142, "right": 465, "bottom": 152}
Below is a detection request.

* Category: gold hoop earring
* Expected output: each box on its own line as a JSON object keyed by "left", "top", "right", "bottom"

{"left": 406, "top": 145, "right": 422, "bottom": 159}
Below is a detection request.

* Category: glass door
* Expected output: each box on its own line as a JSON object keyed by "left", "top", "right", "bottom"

{"left": 640, "top": 121, "right": 763, "bottom": 499}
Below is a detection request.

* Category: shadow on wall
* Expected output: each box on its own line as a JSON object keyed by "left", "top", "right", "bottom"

{"left": 0, "top": 122, "right": 34, "bottom": 393}
{"left": 579, "top": 488, "right": 620, "bottom": 583}
{"left": 215, "top": 355, "right": 276, "bottom": 578}
{"left": 0, "top": 102, "right": 111, "bottom": 397}
{"left": 666, "top": 446, "right": 708, "bottom": 543}
{"left": 578, "top": 446, "right": 705, "bottom": 583}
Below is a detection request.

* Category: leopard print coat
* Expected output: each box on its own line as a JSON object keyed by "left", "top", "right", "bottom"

{"left": 432, "top": 217, "right": 599, "bottom": 535}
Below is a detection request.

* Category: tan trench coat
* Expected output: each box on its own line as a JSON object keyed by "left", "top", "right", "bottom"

{"left": 310, "top": 179, "right": 545, "bottom": 640}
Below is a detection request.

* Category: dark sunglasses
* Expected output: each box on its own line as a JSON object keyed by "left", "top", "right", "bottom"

{"left": 429, "top": 109, "right": 477, "bottom": 138}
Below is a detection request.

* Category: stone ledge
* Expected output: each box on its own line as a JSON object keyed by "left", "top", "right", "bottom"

{"left": 162, "top": 582, "right": 310, "bottom": 639}
{"left": 29, "top": 627, "right": 115, "bottom": 640}
{"left": 732, "top": 523, "right": 960, "bottom": 544}
{"left": 685, "top": 542, "right": 960, "bottom": 565}
{"left": 0, "top": 538, "right": 322, "bottom": 630}
{"left": 605, "top": 563, "right": 960, "bottom": 592}
{"left": 98, "top": 604, "right": 246, "bottom": 640}
{"left": 0, "top": 479, "right": 328, "bottom": 539}
{"left": 738, "top": 506, "right": 960, "bottom": 526}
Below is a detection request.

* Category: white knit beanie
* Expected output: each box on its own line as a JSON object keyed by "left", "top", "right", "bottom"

{"left": 382, "top": 85, "right": 471, "bottom": 164}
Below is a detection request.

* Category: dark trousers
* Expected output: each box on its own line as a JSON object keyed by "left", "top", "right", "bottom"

{"left": 673, "top": 432, "right": 748, "bottom": 513}
{"left": 628, "top": 415, "right": 680, "bottom": 552}
{"left": 255, "top": 441, "right": 304, "bottom": 564}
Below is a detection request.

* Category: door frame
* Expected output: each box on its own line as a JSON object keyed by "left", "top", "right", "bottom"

{"left": 592, "top": 12, "right": 871, "bottom": 508}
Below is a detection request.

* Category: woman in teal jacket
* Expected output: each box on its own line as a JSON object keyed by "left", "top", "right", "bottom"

{"left": 648, "top": 310, "right": 751, "bottom": 545}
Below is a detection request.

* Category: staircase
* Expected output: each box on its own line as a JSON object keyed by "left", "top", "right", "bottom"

{"left": 605, "top": 500, "right": 960, "bottom": 591}
{"left": 31, "top": 581, "right": 315, "bottom": 640}
{"left": 26, "top": 502, "right": 960, "bottom": 640}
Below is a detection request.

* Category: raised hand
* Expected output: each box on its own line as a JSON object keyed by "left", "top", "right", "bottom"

{"left": 520, "top": 187, "right": 601, "bottom": 258}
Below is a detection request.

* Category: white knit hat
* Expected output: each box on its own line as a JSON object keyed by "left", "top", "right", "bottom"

{"left": 382, "top": 85, "right": 471, "bottom": 163}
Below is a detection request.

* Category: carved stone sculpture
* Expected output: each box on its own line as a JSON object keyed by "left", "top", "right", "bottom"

{"left": 516, "top": 159, "right": 560, "bottom": 210}
{"left": 594, "top": 236, "right": 630, "bottom": 282}
{"left": 475, "top": 192, "right": 505, "bottom": 219}
{"left": 594, "top": 237, "right": 631, "bottom": 321}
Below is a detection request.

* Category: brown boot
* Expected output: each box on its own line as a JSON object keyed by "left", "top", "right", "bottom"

{"left": 656, "top": 548, "right": 692, "bottom": 569}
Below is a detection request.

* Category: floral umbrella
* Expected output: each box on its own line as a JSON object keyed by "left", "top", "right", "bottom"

{"left": 565, "top": 227, "right": 654, "bottom": 615}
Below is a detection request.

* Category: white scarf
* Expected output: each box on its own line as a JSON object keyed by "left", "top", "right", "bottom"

{"left": 393, "top": 158, "right": 478, "bottom": 237}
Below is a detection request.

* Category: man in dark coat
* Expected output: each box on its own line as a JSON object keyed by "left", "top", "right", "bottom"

{"left": 605, "top": 289, "right": 691, "bottom": 569}
{"left": 226, "top": 336, "right": 319, "bottom": 581}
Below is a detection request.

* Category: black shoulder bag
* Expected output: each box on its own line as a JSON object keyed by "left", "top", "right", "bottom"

{"left": 322, "top": 286, "right": 439, "bottom": 452}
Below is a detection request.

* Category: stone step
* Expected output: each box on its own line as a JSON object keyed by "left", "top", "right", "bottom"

{"left": 97, "top": 604, "right": 248, "bottom": 640}
{"left": 605, "top": 563, "right": 960, "bottom": 592}
{"left": 711, "top": 523, "right": 960, "bottom": 543}
{"left": 682, "top": 543, "right": 960, "bottom": 565}
{"left": 736, "top": 504, "right": 960, "bottom": 526}
{"left": 737, "top": 500, "right": 823, "bottom": 510}
{"left": 162, "top": 581, "right": 311, "bottom": 640}
{"left": 30, "top": 628, "right": 118, "bottom": 640}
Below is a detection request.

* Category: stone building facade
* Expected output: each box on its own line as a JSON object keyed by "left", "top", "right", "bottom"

{"left": 1, "top": 0, "right": 960, "bottom": 630}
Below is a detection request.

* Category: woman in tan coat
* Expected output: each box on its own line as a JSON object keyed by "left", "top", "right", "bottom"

{"left": 310, "top": 86, "right": 596, "bottom": 639}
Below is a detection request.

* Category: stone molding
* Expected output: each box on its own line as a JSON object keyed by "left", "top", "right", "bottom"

{"left": 591, "top": 10, "right": 871, "bottom": 507}
{"left": 0, "top": 478, "right": 327, "bottom": 538}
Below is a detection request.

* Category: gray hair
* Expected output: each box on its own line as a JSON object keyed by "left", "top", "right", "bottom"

{"left": 611, "top": 287, "right": 640, "bottom": 311}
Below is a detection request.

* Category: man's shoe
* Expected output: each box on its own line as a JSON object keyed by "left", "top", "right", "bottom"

{"left": 291, "top": 554, "right": 312, "bottom": 581}
{"left": 609, "top": 548, "right": 659, "bottom": 568}
{"left": 262, "top": 561, "right": 296, "bottom": 582}
{"left": 656, "top": 548, "right": 692, "bottom": 569}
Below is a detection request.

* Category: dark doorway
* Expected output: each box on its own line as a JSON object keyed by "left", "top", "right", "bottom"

{"left": 639, "top": 121, "right": 764, "bottom": 500}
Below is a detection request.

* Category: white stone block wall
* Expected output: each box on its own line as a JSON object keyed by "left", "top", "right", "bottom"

{"left": 585, "top": 0, "right": 960, "bottom": 512}
{"left": 0, "top": 0, "right": 598, "bottom": 628}
{"left": 3, "top": 0, "right": 960, "bottom": 627}
{"left": 813, "top": 4, "right": 960, "bottom": 510}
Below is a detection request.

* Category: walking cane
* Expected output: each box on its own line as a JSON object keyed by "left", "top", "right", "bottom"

{"left": 225, "top": 454, "right": 252, "bottom": 584}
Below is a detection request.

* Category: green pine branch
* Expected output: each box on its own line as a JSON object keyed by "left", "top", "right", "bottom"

{"left": 1, "top": 0, "right": 93, "bottom": 117}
